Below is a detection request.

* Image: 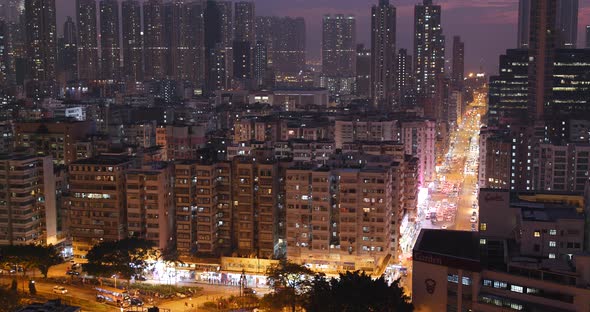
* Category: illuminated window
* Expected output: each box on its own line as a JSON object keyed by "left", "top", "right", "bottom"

{"left": 549, "top": 241, "right": 556, "bottom": 247}
{"left": 549, "top": 253, "right": 556, "bottom": 259}
{"left": 510, "top": 285, "right": 523, "bottom": 293}
{"left": 534, "top": 231, "right": 541, "bottom": 237}
{"left": 480, "top": 238, "right": 487, "bottom": 245}
{"left": 549, "top": 229, "right": 557, "bottom": 235}
{"left": 480, "top": 223, "right": 487, "bottom": 231}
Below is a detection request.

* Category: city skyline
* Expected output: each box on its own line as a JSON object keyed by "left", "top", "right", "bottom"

{"left": 51, "top": 0, "right": 590, "bottom": 74}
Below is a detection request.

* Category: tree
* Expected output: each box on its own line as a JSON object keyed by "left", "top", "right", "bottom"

{"left": 0, "top": 244, "right": 62, "bottom": 278}
{"left": 264, "top": 260, "right": 314, "bottom": 312}
{"left": 83, "top": 238, "right": 157, "bottom": 282}
{"left": 303, "top": 271, "right": 413, "bottom": 312}
{"left": 0, "top": 285, "right": 23, "bottom": 311}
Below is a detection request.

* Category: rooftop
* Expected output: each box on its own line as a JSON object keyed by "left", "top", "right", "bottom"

{"left": 520, "top": 206, "right": 583, "bottom": 222}
{"left": 70, "top": 155, "right": 133, "bottom": 166}
{"left": 414, "top": 229, "right": 480, "bottom": 261}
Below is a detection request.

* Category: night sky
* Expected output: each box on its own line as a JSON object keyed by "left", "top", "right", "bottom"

{"left": 55, "top": 0, "right": 590, "bottom": 74}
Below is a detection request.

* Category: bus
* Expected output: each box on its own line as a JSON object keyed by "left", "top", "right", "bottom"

{"left": 95, "top": 286, "right": 131, "bottom": 307}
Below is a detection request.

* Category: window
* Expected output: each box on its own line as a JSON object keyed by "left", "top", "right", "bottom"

{"left": 549, "top": 241, "right": 556, "bottom": 247}
{"left": 480, "top": 223, "right": 487, "bottom": 231}
{"left": 549, "top": 229, "right": 557, "bottom": 236}
{"left": 526, "top": 287, "right": 539, "bottom": 294}
{"left": 534, "top": 231, "right": 541, "bottom": 237}
{"left": 493, "top": 281, "right": 507, "bottom": 289}
{"left": 447, "top": 274, "right": 459, "bottom": 283}
{"left": 510, "top": 285, "right": 524, "bottom": 293}
{"left": 462, "top": 277, "right": 472, "bottom": 286}
{"left": 483, "top": 279, "right": 492, "bottom": 287}
{"left": 549, "top": 253, "right": 556, "bottom": 259}
{"left": 480, "top": 238, "right": 487, "bottom": 245}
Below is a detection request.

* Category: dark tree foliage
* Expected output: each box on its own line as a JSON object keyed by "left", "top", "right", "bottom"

{"left": 83, "top": 238, "right": 156, "bottom": 281}
{"left": 0, "top": 285, "right": 22, "bottom": 311}
{"left": 0, "top": 244, "right": 62, "bottom": 278}
{"left": 264, "top": 260, "right": 315, "bottom": 312}
{"left": 304, "top": 271, "right": 414, "bottom": 312}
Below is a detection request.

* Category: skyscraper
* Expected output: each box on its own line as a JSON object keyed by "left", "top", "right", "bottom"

{"left": 355, "top": 44, "right": 371, "bottom": 99}
{"left": 528, "top": 0, "right": 557, "bottom": 122}
{"left": 253, "top": 40, "right": 267, "bottom": 87}
{"left": 586, "top": 25, "right": 590, "bottom": 48}
{"left": 0, "top": 21, "right": 7, "bottom": 86}
{"left": 100, "top": 0, "right": 120, "bottom": 81}
{"left": 143, "top": 0, "right": 166, "bottom": 80}
{"left": 204, "top": 0, "right": 223, "bottom": 93}
{"left": 518, "top": 0, "right": 578, "bottom": 49}
{"left": 517, "top": 0, "right": 531, "bottom": 48}
{"left": 322, "top": 15, "right": 356, "bottom": 77}
{"left": 178, "top": 1, "right": 205, "bottom": 87}
{"left": 371, "top": 0, "right": 396, "bottom": 108}
{"left": 273, "top": 17, "right": 305, "bottom": 74}
{"left": 555, "top": 0, "right": 578, "bottom": 48}
{"left": 233, "top": 2, "right": 255, "bottom": 83}
{"left": 76, "top": 0, "right": 98, "bottom": 81}
{"left": 234, "top": 2, "right": 255, "bottom": 43}
{"left": 25, "top": 0, "right": 57, "bottom": 99}
{"left": 59, "top": 16, "right": 77, "bottom": 83}
{"left": 322, "top": 14, "right": 356, "bottom": 98}
{"left": 122, "top": 0, "right": 143, "bottom": 82}
{"left": 414, "top": 0, "right": 445, "bottom": 96}
{"left": 217, "top": 1, "right": 233, "bottom": 48}
{"left": 394, "top": 48, "right": 412, "bottom": 105}
{"left": 451, "top": 36, "right": 464, "bottom": 90}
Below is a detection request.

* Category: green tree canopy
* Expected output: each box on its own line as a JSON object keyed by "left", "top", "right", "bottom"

{"left": 304, "top": 271, "right": 413, "bottom": 312}
{"left": 263, "top": 260, "right": 315, "bottom": 312}
{"left": 0, "top": 244, "right": 62, "bottom": 278}
{"left": 83, "top": 238, "right": 157, "bottom": 281}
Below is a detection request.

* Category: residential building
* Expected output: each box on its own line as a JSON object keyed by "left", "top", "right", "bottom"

{"left": 121, "top": 0, "right": 143, "bottom": 82}
{"left": 143, "top": 0, "right": 166, "bottom": 80}
{"left": 321, "top": 14, "right": 356, "bottom": 98}
{"left": 68, "top": 156, "right": 134, "bottom": 260}
{"left": 451, "top": 36, "right": 464, "bottom": 90}
{"left": 334, "top": 119, "right": 398, "bottom": 149}
{"left": 414, "top": 0, "right": 444, "bottom": 96}
{"left": 400, "top": 119, "right": 436, "bottom": 184}
{"left": 14, "top": 120, "right": 95, "bottom": 165}
{"left": 24, "top": 0, "right": 57, "bottom": 100}
{"left": 370, "top": 0, "right": 396, "bottom": 109}
{"left": 0, "top": 154, "right": 56, "bottom": 246}
{"left": 76, "top": 0, "right": 98, "bottom": 81}
{"left": 126, "top": 163, "right": 174, "bottom": 250}
{"left": 355, "top": 44, "right": 371, "bottom": 99}
{"left": 99, "top": 0, "right": 120, "bottom": 81}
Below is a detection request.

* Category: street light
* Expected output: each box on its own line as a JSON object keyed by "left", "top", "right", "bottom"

{"left": 239, "top": 269, "right": 246, "bottom": 309}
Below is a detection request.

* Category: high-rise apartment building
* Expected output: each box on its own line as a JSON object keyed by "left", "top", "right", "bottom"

{"left": 586, "top": 25, "right": 590, "bottom": 48}
{"left": 528, "top": 0, "right": 557, "bottom": 122}
{"left": 255, "top": 16, "right": 306, "bottom": 76}
{"left": 234, "top": 2, "right": 255, "bottom": 43}
{"left": 394, "top": 48, "right": 412, "bottom": 105}
{"left": 143, "top": 0, "right": 166, "bottom": 80}
{"left": 518, "top": 0, "right": 578, "bottom": 49}
{"left": 68, "top": 156, "right": 134, "bottom": 260}
{"left": 253, "top": 40, "right": 268, "bottom": 88}
{"left": 355, "top": 44, "right": 371, "bottom": 99}
{"left": 76, "top": 0, "right": 98, "bottom": 81}
{"left": 204, "top": 0, "right": 223, "bottom": 93}
{"left": 0, "top": 21, "right": 7, "bottom": 86}
{"left": 99, "top": 0, "right": 120, "bottom": 81}
{"left": 233, "top": 2, "right": 255, "bottom": 83}
{"left": 126, "top": 163, "right": 174, "bottom": 250}
{"left": 24, "top": 0, "right": 57, "bottom": 100}
{"left": 400, "top": 119, "right": 436, "bottom": 184}
{"left": 414, "top": 0, "right": 445, "bottom": 96}
{"left": 285, "top": 158, "right": 399, "bottom": 272}
{"left": 122, "top": 0, "right": 143, "bottom": 82}
{"left": 555, "top": 0, "right": 578, "bottom": 48}
{"left": 517, "top": 0, "right": 531, "bottom": 48}
{"left": 451, "top": 36, "right": 464, "bottom": 90}
{"left": 321, "top": 14, "right": 356, "bottom": 98}
{"left": 217, "top": 1, "right": 233, "bottom": 48}
{"left": 0, "top": 154, "right": 56, "bottom": 246}
{"left": 59, "top": 17, "right": 77, "bottom": 83}
{"left": 370, "top": 0, "right": 396, "bottom": 109}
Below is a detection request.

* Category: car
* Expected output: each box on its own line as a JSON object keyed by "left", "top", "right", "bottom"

{"left": 472, "top": 211, "right": 477, "bottom": 217}
{"left": 134, "top": 275, "right": 147, "bottom": 281}
{"left": 176, "top": 292, "right": 186, "bottom": 299}
{"left": 53, "top": 286, "right": 68, "bottom": 294}
{"left": 470, "top": 216, "right": 478, "bottom": 223}
{"left": 66, "top": 270, "right": 79, "bottom": 276}
{"left": 244, "top": 287, "right": 256, "bottom": 295}
{"left": 130, "top": 297, "right": 143, "bottom": 306}
{"left": 441, "top": 225, "right": 448, "bottom": 230}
